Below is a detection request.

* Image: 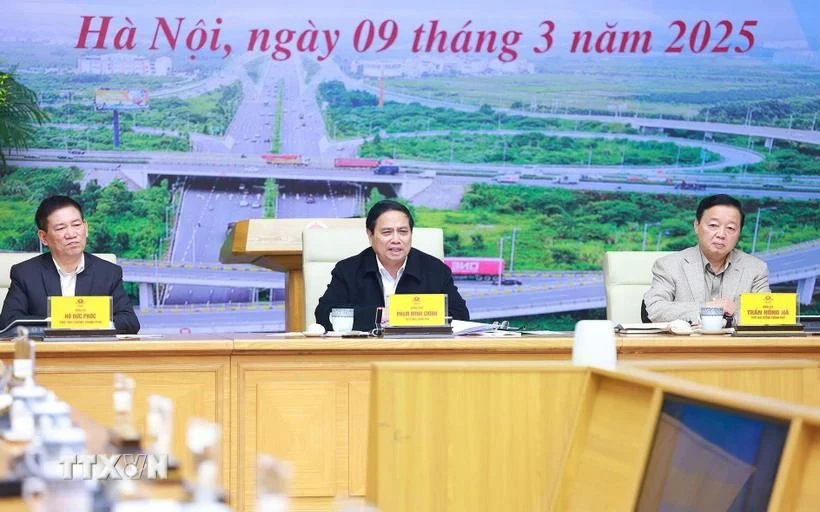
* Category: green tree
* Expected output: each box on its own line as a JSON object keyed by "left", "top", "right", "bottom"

{"left": 0, "top": 71, "right": 49, "bottom": 169}
{"left": 478, "top": 104, "right": 495, "bottom": 116}
{"left": 95, "top": 180, "right": 133, "bottom": 218}
{"left": 365, "top": 191, "right": 419, "bottom": 226}
{"left": 365, "top": 188, "right": 386, "bottom": 213}
{"left": 264, "top": 178, "right": 278, "bottom": 218}
{"left": 470, "top": 233, "right": 486, "bottom": 251}
{"left": 444, "top": 232, "right": 463, "bottom": 255}
{"left": 79, "top": 179, "right": 102, "bottom": 215}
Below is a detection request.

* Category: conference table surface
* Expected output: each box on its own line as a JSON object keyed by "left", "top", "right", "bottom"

{"left": 232, "top": 332, "right": 820, "bottom": 356}
{"left": 2, "top": 332, "right": 819, "bottom": 511}
{"left": 0, "top": 332, "right": 816, "bottom": 356}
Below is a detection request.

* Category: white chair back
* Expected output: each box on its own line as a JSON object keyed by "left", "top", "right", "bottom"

{"left": 603, "top": 251, "right": 672, "bottom": 324}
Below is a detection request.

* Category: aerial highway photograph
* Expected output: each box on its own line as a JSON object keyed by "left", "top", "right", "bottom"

{"left": 2, "top": 0, "right": 818, "bottom": 333}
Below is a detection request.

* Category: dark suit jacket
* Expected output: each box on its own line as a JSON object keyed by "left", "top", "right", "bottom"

{"left": 0, "top": 252, "right": 140, "bottom": 334}
{"left": 315, "top": 247, "right": 470, "bottom": 332}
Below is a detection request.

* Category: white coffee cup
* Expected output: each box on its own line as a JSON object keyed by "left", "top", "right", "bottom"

{"left": 31, "top": 400, "right": 72, "bottom": 430}
{"left": 572, "top": 320, "right": 617, "bottom": 370}
{"left": 329, "top": 308, "right": 355, "bottom": 333}
{"left": 11, "top": 384, "right": 48, "bottom": 410}
{"left": 700, "top": 307, "right": 726, "bottom": 332}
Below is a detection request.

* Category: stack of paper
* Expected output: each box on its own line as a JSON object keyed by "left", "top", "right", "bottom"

{"left": 451, "top": 320, "right": 498, "bottom": 336}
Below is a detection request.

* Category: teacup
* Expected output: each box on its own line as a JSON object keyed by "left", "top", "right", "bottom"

{"left": 700, "top": 307, "right": 726, "bottom": 332}
{"left": 11, "top": 384, "right": 48, "bottom": 411}
{"left": 329, "top": 308, "right": 355, "bottom": 333}
{"left": 30, "top": 400, "right": 72, "bottom": 430}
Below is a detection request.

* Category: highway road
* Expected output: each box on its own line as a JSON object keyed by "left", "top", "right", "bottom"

{"left": 122, "top": 260, "right": 285, "bottom": 288}
{"left": 164, "top": 60, "right": 287, "bottom": 304}
{"left": 161, "top": 59, "right": 362, "bottom": 305}
{"left": 13, "top": 153, "right": 817, "bottom": 203}
{"left": 131, "top": 243, "right": 819, "bottom": 333}
{"left": 13, "top": 138, "right": 819, "bottom": 202}
{"left": 134, "top": 273, "right": 605, "bottom": 333}
{"left": 125, "top": 243, "right": 819, "bottom": 305}
{"left": 279, "top": 62, "right": 325, "bottom": 159}
{"left": 126, "top": 266, "right": 603, "bottom": 300}
{"left": 164, "top": 179, "right": 263, "bottom": 305}
{"left": 464, "top": 245, "right": 820, "bottom": 319}
{"left": 277, "top": 184, "right": 361, "bottom": 218}
{"left": 361, "top": 79, "right": 820, "bottom": 146}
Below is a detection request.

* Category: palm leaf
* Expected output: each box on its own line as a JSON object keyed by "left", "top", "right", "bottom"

{"left": 0, "top": 70, "right": 50, "bottom": 169}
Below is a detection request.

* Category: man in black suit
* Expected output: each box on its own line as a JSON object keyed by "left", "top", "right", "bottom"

{"left": 315, "top": 199, "right": 469, "bottom": 332}
{"left": 0, "top": 195, "right": 140, "bottom": 334}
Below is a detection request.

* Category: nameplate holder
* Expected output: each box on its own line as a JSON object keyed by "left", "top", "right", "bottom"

{"left": 388, "top": 294, "right": 448, "bottom": 326}
{"left": 738, "top": 293, "right": 798, "bottom": 326}
{"left": 48, "top": 296, "right": 112, "bottom": 330}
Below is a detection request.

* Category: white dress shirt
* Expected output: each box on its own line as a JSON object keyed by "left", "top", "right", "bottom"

{"left": 376, "top": 256, "right": 407, "bottom": 308}
{"left": 52, "top": 254, "right": 85, "bottom": 297}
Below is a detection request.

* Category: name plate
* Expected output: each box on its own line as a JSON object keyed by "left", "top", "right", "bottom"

{"left": 388, "top": 294, "right": 448, "bottom": 326}
{"left": 49, "top": 296, "right": 112, "bottom": 329}
{"left": 738, "top": 293, "right": 797, "bottom": 326}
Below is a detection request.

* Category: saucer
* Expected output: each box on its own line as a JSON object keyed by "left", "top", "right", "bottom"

{"left": 301, "top": 331, "right": 324, "bottom": 338}
{"left": 699, "top": 327, "right": 732, "bottom": 335}
{"left": 2, "top": 430, "right": 33, "bottom": 442}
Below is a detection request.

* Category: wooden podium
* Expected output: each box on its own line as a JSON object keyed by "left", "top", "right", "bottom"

{"left": 220, "top": 218, "right": 363, "bottom": 331}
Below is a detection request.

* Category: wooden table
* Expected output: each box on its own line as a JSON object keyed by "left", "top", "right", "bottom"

{"left": 2, "top": 333, "right": 818, "bottom": 511}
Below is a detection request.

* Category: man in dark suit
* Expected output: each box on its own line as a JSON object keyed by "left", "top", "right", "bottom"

{"left": 315, "top": 200, "right": 469, "bottom": 332}
{"left": 0, "top": 195, "right": 140, "bottom": 334}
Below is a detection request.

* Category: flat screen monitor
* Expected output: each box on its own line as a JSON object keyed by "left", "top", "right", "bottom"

{"left": 0, "top": 318, "right": 48, "bottom": 339}
{"left": 636, "top": 394, "right": 790, "bottom": 512}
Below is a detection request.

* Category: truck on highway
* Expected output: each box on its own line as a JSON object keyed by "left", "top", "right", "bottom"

{"left": 556, "top": 175, "right": 578, "bottom": 185}
{"left": 261, "top": 153, "right": 311, "bottom": 166}
{"left": 496, "top": 174, "right": 520, "bottom": 184}
{"left": 334, "top": 157, "right": 381, "bottom": 169}
{"left": 674, "top": 180, "right": 707, "bottom": 191}
{"left": 443, "top": 257, "right": 504, "bottom": 281}
{"left": 374, "top": 165, "right": 400, "bottom": 175}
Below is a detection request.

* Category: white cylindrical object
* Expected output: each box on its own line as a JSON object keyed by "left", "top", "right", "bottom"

{"left": 572, "top": 320, "right": 618, "bottom": 370}
{"left": 13, "top": 359, "right": 33, "bottom": 380}
{"left": 113, "top": 390, "right": 132, "bottom": 413}
{"left": 257, "top": 494, "right": 289, "bottom": 512}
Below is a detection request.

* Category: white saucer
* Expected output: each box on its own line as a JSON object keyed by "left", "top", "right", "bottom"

{"left": 699, "top": 328, "right": 732, "bottom": 335}
{"left": 301, "top": 331, "right": 324, "bottom": 338}
{"left": 2, "top": 430, "right": 33, "bottom": 442}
